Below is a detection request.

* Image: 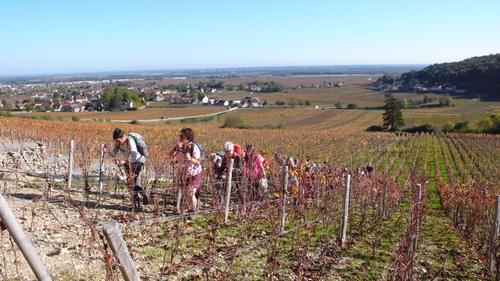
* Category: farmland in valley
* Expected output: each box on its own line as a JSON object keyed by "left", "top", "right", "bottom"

{"left": 0, "top": 74, "right": 498, "bottom": 280}
{"left": 12, "top": 75, "right": 493, "bottom": 132}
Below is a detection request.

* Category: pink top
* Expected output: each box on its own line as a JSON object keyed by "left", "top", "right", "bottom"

{"left": 248, "top": 154, "right": 265, "bottom": 179}
{"left": 176, "top": 143, "right": 202, "bottom": 176}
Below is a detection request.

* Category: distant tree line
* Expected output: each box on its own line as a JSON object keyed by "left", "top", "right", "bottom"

{"left": 158, "top": 80, "right": 284, "bottom": 93}
{"left": 401, "top": 54, "right": 500, "bottom": 100}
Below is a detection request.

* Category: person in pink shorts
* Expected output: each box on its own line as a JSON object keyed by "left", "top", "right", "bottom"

{"left": 169, "top": 128, "right": 203, "bottom": 216}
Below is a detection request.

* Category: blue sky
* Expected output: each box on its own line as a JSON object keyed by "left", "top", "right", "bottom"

{"left": 1, "top": 0, "right": 499, "bottom": 76}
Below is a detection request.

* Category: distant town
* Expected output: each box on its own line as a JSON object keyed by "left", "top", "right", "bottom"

{"left": 0, "top": 77, "right": 270, "bottom": 112}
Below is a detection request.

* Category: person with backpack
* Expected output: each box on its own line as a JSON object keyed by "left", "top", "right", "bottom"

{"left": 217, "top": 141, "right": 245, "bottom": 207}
{"left": 105, "top": 128, "right": 148, "bottom": 211}
{"left": 169, "top": 128, "right": 203, "bottom": 217}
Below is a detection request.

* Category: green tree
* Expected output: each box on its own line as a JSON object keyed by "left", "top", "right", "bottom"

{"left": 108, "top": 94, "right": 123, "bottom": 110}
{"left": 382, "top": 93, "right": 405, "bottom": 132}
{"left": 2, "top": 99, "right": 9, "bottom": 109}
{"left": 452, "top": 121, "right": 474, "bottom": 133}
{"left": 53, "top": 93, "right": 62, "bottom": 104}
{"left": 226, "top": 84, "right": 235, "bottom": 91}
{"left": 238, "top": 83, "right": 248, "bottom": 91}
{"left": 477, "top": 112, "right": 500, "bottom": 134}
{"left": 378, "top": 75, "right": 396, "bottom": 84}
{"left": 401, "top": 99, "right": 408, "bottom": 109}
{"left": 439, "top": 96, "right": 453, "bottom": 107}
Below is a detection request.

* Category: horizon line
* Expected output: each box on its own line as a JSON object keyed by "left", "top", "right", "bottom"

{"left": 0, "top": 63, "right": 429, "bottom": 79}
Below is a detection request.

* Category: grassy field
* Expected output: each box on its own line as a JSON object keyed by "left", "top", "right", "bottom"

{"left": 12, "top": 78, "right": 496, "bottom": 132}
{"left": 215, "top": 83, "right": 449, "bottom": 108}
{"left": 13, "top": 106, "right": 228, "bottom": 121}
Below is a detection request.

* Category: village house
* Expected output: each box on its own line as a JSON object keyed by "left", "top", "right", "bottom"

{"left": 152, "top": 92, "right": 165, "bottom": 101}
{"left": 74, "top": 96, "right": 88, "bottom": 103}
{"left": 241, "top": 96, "right": 262, "bottom": 107}
{"left": 431, "top": 85, "right": 442, "bottom": 92}
{"left": 163, "top": 89, "right": 177, "bottom": 95}
{"left": 200, "top": 87, "right": 218, "bottom": 94}
{"left": 250, "top": 85, "right": 262, "bottom": 92}
{"left": 31, "top": 92, "right": 48, "bottom": 99}
{"left": 52, "top": 103, "right": 63, "bottom": 111}
{"left": 40, "top": 100, "right": 54, "bottom": 111}
{"left": 61, "top": 103, "right": 82, "bottom": 112}
{"left": 201, "top": 95, "right": 210, "bottom": 104}
{"left": 121, "top": 101, "right": 134, "bottom": 110}
{"left": 11, "top": 100, "right": 26, "bottom": 110}
{"left": 212, "top": 99, "right": 226, "bottom": 107}
{"left": 167, "top": 93, "right": 182, "bottom": 103}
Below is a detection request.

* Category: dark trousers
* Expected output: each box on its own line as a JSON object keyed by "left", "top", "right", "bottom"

{"left": 124, "top": 162, "right": 147, "bottom": 208}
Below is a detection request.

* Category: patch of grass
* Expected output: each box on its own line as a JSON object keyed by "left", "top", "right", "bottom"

{"left": 433, "top": 135, "right": 450, "bottom": 184}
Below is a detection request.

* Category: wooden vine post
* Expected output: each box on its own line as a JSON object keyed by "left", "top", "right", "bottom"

{"left": 489, "top": 195, "right": 500, "bottom": 273}
{"left": 102, "top": 221, "right": 141, "bottom": 281}
{"left": 224, "top": 158, "right": 234, "bottom": 223}
{"left": 98, "top": 144, "right": 105, "bottom": 195}
{"left": 0, "top": 192, "right": 52, "bottom": 281}
{"left": 341, "top": 174, "right": 351, "bottom": 247}
{"left": 279, "top": 166, "right": 289, "bottom": 234}
{"left": 67, "top": 140, "right": 74, "bottom": 192}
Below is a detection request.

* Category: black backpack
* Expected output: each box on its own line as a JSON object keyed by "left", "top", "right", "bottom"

{"left": 128, "top": 133, "right": 149, "bottom": 158}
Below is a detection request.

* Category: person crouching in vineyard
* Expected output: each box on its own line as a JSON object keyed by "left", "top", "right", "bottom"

{"left": 209, "top": 151, "right": 226, "bottom": 205}
{"left": 274, "top": 153, "right": 299, "bottom": 196}
{"left": 244, "top": 144, "right": 268, "bottom": 209}
{"left": 105, "top": 128, "right": 148, "bottom": 211}
{"left": 217, "top": 142, "right": 245, "bottom": 209}
{"left": 169, "top": 128, "right": 203, "bottom": 218}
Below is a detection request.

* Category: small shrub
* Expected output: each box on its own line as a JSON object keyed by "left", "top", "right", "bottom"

{"left": 0, "top": 110, "right": 12, "bottom": 117}
{"left": 71, "top": 116, "right": 80, "bottom": 122}
{"left": 442, "top": 123, "right": 455, "bottom": 133}
{"left": 130, "top": 120, "right": 140, "bottom": 125}
{"left": 180, "top": 118, "right": 197, "bottom": 124}
{"left": 221, "top": 116, "right": 245, "bottom": 128}
{"left": 403, "top": 124, "right": 440, "bottom": 133}
{"left": 452, "top": 121, "right": 475, "bottom": 133}
{"left": 366, "top": 125, "right": 385, "bottom": 132}
{"left": 276, "top": 122, "right": 287, "bottom": 129}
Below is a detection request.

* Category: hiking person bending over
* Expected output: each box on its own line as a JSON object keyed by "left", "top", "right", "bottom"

{"left": 169, "top": 128, "right": 203, "bottom": 216}
{"left": 217, "top": 141, "right": 245, "bottom": 205}
{"left": 245, "top": 144, "right": 268, "bottom": 203}
{"left": 105, "top": 128, "right": 147, "bottom": 211}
